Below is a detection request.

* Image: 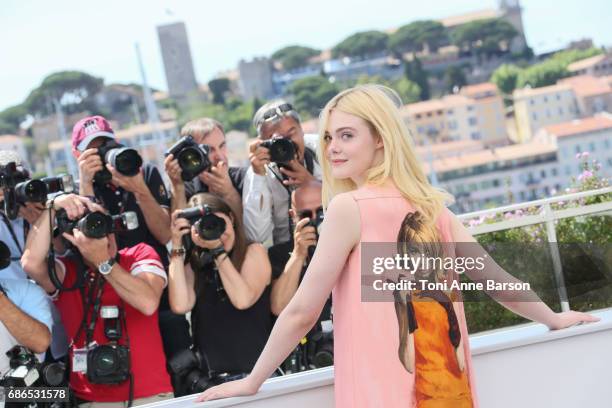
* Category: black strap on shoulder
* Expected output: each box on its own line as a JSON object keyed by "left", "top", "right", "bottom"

{"left": 0, "top": 211, "right": 26, "bottom": 255}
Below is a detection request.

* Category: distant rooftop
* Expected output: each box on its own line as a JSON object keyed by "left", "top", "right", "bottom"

{"left": 567, "top": 54, "right": 609, "bottom": 72}
{"left": 542, "top": 114, "right": 612, "bottom": 138}
{"left": 558, "top": 75, "right": 612, "bottom": 97}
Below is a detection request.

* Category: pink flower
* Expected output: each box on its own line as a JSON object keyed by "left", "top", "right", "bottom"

{"left": 504, "top": 212, "right": 514, "bottom": 220}
{"left": 578, "top": 170, "right": 593, "bottom": 181}
{"left": 582, "top": 152, "right": 590, "bottom": 158}
{"left": 468, "top": 218, "right": 481, "bottom": 227}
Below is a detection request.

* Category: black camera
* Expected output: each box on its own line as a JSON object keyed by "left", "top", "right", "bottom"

{"left": 298, "top": 206, "right": 324, "bottom": 259}
{"left": 307, "top": 330, "right": 334, "bottom": 368}
{"left": 0, "top": 241, "right": 10, "bottom": 269}
{"left": 1, "top": 162, "right": 75, "bottom": 219}
{"left": 55, "top": 209, "right": 139, "bottom": 239}
{"left": 177, "top": 205, "right": 226, "bottom": 241}
{"left": 167, "top": 349, "right": 211, "bottom": 395}
{"left": 86, "top": 306, "right": 130, "bottom": 384}
{"left": 1, "top": 345, "right": 67, "bottom": 388}
{"left": 166, "top": 135, "right": 212, "bottom": 181}
{"left": 94, "top": 139, "right": 143, "bottom": 185}
{"left": 260, "top": 138, "right": 296, "bottom": 164}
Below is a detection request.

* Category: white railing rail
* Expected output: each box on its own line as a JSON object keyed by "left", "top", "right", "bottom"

{"left": 458, "top": 186, "right": 612, "bottom": 312}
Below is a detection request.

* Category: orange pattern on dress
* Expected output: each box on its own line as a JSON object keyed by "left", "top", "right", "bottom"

{"left": 412, "top": 294, "right": 474, "bottom": 408}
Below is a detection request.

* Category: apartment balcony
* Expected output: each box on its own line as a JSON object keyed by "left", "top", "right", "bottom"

{"left": 147, "top": 187, "right": 612, "bottom": 408}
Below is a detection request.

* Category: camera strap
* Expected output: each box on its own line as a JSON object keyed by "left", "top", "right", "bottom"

{"left": 0, "top": 211, "right": 27, "bottom": 255}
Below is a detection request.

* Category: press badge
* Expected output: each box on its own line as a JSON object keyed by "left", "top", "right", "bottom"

{"left": 72, "top": 348, "right": 88, "bottom": 373}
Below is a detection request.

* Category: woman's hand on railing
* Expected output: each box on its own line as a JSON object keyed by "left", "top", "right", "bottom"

{"left": 195, "top": 376, "right": 258, "bottom": 403}
{"left": 547, "top": 310, "right": 600, "bottom": 330}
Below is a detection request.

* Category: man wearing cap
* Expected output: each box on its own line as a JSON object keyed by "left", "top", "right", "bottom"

{"left": 71, "top": 115, "right": 171, "bottom": 256}
{"left": 243, "top": 101, "right": 322, "bottom": 248}
{"left": 70, "top": 116, "right": 190, "bottom": 387}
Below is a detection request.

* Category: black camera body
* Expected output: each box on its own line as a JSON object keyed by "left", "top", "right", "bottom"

{"left": 177, "top": 205, "right": 226, "bottom": 241}
{"left": 260, "top": 138, "right": 296, "bottom": 164}
{"left": 86, "top": 344, "right": 130, "bottom": 384}
{"left": 0, "top": 241, "right": 11, "bottom": 269}
{"left": 94, "top": 139, "right": 143, "bottom": 185}
{"left": 1, "top": 345, "right": 67, "bottom": 388}
{"left": 166, "top": 135, "right": 211, "bottom": 181}
{"left": 55, "top": 209, "right": 139, "bottom": 239}
{"left": 307, "top": 330, "right": 334, "bottom": 368}
{"left": 167, "top": 349, "right": 211, "bottom": 395}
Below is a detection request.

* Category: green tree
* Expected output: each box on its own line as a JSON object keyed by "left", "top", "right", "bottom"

{"left": 444, "top": 66, "right": 467, "bottom": 93}
{"left": 354, "top": 75, "right": 420, "bottom": 105}
{"left": 332, "top": 30, "right": 389, "bottom": 59}
{"left": 404, "top": 57, "right": 430, "bottom": 101}
{"left": 288, "top": 76, "right": 339, "bottom": 118}
{"left": 271, "top": 45, "right": 320, "bottom": 70}
{"left": 0, "top": 104, "right": 28, "bottom": 134}
{"left": 516, "top": 60, "right": 569, "bottom": 88}
{"left": 491, "top": 64, "right": 522, "bottom": 95}
{"left": 207, "top": 78, "right": 231, "bottom": 105}
{"left": 389, "top": 20, "right": 447, "bottom": 56}
{"left": 24, "top": 71, "right": 104, "bottom": 117}
{"left": 451, "top": 18, "right": 518, "bottom": 58}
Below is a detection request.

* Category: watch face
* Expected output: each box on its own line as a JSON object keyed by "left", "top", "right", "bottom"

{"left": 99, "top": 261, "right": 112, "bottom": 275}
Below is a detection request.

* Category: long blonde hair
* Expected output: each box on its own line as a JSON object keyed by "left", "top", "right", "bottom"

{"left": 317, "top": 84, "right": 453, "bottom": 242}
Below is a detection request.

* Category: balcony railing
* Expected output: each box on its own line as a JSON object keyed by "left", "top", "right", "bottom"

{"left": 143, "top": 188, "right": 612, "bottom": 408}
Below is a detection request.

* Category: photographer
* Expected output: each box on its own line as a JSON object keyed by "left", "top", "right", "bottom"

{"left": 243, "top": 101, "right": 321, "bottom": 248}
{"left": 72, "top": 115, "right": 171, "bottom": 255}
{"left": 0, "top": 151, "right": 45, "bottom": 280}
{"left": 0, "top": 278, "right": 53, "bottom": 378}
{"left": 21, "top": 194, "right": 173, "bottom": 406}
{"left": 70, "top": 116, "right": 187, "bottom": 387}
{"left": 167, "top": 193, "right": 272, "bottom": 394}
{"left": 268, "top": 181, "right": 332, "bottom": 372}
{"left": 164, "top": 118, "right": 245, "bottom": 216}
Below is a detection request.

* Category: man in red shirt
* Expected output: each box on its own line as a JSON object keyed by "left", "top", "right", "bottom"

{"left": 22, "top": 194, "right": 173, "bottom": 406}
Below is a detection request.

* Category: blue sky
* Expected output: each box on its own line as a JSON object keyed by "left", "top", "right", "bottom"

{"left": 1, "top": 0, "right": 610, "bottom": 111}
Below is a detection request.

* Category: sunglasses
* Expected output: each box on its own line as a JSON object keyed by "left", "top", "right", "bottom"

{"left": 261, "top": 103, "right": 296, "bottom": 123}
{"left": 298, "top": 206, "right": 324, "bottom": 220}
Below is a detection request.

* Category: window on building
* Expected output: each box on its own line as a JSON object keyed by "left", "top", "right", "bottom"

{"left": 565, "top": 165, "right": 571, "bottom": 175}
{"left": 575, "top": 145, "right": 581, "bottom": 153}
{"left": 448, "top": 120, "right": 458, "bottom": 130}
{"left": 546, "top": 109, "right": 551, "bottom": 118}
{"left": 415, "top": 114, "right": 421, "bottom": 119}
{"left": 558, "top": 107, "right": 564, "bottom": 115}
{"left": 519, "top": 191, "right": 525, "bottom": 200}
{"left": 589, "top": 142, "right": 596, "bottom": 151}
{"left": 552, "top": 168, "right": 558, "bottom": 177}
{"left": 556, "top": 94, "right": 561, "bottom": 101}
{"left": 532, "top": 112, "right": 538, "bottom": 121}
{"left": 426, "top": 112, "right": 432, "bottom": 117}
{"left": 471, "top": 132, "right": 482, "bottom": 140}
{"left": 540, "top": 169, "right": 546, "bottom": 178}
{"left": 530, "top": 99, "right": 535, "bottom": 106}
{"left": 447, "top": 109, "right": 454, "bottom": 115}
{"left": 605, "top": 140, "right": 610, "bottom": 149}
{"left": 418, "top": 126, "right": 424, "bottom": 134}
{"left": 468, "top": 117, "right": 478, "bottom": 126}
{"left": 543, "top": 96, "right": 548, "bottom": 103}
{"left": 468, "top": 105, "right": 474, "bottom": 111}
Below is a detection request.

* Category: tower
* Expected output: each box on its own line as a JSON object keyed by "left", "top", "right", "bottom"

{"left": 499, "top": 0, "right": 528, "bottom": 53}
{"left": 157, "top": 21, "right": 199, "bottom": 102}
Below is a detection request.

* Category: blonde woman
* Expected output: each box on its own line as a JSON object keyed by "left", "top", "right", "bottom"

{"left": 197, "top": 85, "right": 599, "bottom": 407}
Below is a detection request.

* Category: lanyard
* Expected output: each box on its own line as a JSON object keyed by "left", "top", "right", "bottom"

{"left": 0, "top": 211, "right": 28, "bottom": 255}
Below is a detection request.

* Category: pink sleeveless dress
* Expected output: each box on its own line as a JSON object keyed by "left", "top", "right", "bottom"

{"left": 332, "top": 184, "right": 479, "bottom": 408}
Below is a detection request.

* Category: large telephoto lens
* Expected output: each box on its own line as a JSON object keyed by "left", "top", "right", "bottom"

{"left": 15, "top": 179, "right": 48, "bottom": 203}
{"left": 106, "top": 147, "right": 142, "bottom": 176}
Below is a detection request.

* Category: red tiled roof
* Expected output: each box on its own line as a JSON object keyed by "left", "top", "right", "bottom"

{"left": 543, "top": 115, "right": 612, "bottom": 138}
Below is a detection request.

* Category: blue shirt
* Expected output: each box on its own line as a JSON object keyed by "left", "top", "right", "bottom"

{"left": 0, "top": 215, "right": 28, "bottom": 280}
{"left": 0, "top": 278, "right": 53, "bottom": 333}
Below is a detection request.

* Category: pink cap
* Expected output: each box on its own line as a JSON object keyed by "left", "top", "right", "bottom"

{"left": 71, "top": 115, "right": 115, "bottom": 151}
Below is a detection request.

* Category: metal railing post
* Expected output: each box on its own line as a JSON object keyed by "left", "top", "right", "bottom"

{"left": 542, "top": 203, "right": 571, "bottom": 312}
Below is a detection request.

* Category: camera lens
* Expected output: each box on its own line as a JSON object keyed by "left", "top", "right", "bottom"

{"left": 15, "top": 179, "right": 48, "bottom": 203}
{"left": 79, "top": 212, "right": 111, "bottom": 239}
{"left": 178, "top": 148, "right": 204, "bottom": 174}
{"left": 268, "top": 139, "right": 295, "bottom": 164}
{"left": 92, "top": 347, "right": 118, "bottom": 376}
{"left": 42, "top": 362, "right": 66, "bottom": 387}
{"left": 196, "top": 214, "right": 226, "bottom": 241}
{"left": 107, "top": 148, "right": 142, "bottom": 176}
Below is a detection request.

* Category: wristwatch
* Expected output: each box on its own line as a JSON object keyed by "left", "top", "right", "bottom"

{"left": 97, "top": 258, "right": 116, "bottom": 275}
{"left": 210, "top": 245, "right": 226, "bottom": 260}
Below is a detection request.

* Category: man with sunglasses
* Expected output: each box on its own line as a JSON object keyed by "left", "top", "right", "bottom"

{"left": 268, "top": 181, "right": 329, "bottom": 317}
{"left": 243, "top": 100, "right": 322, "bottom": 248}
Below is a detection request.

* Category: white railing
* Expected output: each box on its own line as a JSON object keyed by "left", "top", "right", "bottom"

{"left": 457, "top": 186, "right": 612, "bottom": 312}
